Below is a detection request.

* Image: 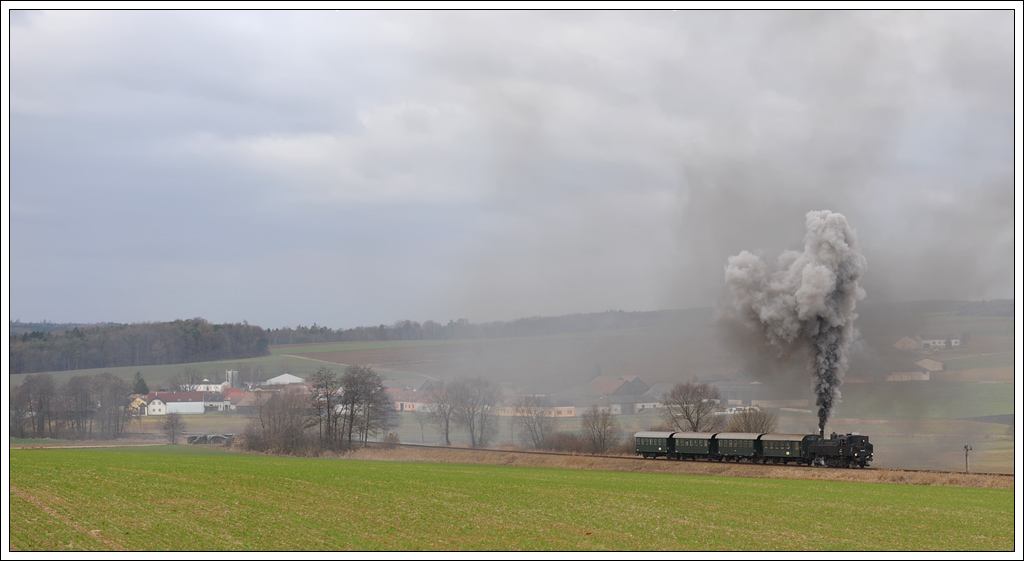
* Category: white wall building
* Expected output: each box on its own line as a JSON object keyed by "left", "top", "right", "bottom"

{"left": 195, "top": 379, "right": 229, "bottom": 392}
{"left": 167, "top": 400, "right": 206, "bottom": 415}
{"left": 264, "top": 373, "right": 306, "bottom": 386}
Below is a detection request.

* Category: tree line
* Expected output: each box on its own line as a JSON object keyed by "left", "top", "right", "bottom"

{"left": 239, "top": 369, "right": 627, "bottom": 456}
{"left": 660, "top": 381, "right": 779, "bottom": 434}
{"left": 265, "top": 310, "right": 691, "bottom": 346}
{"left": 240, "top": 365, "right": 401, "bottom": 455}
{"left": 9, "top": 372, "right": 135, "bottom": 440}
{"left": 9, "top": 309, "right": 696, "bottom": 374}
{"left": 423, "top": 379, "right": 623, "bottom": 454}
{"left": 9, "top": 318, "right": 270, "bottom": 374}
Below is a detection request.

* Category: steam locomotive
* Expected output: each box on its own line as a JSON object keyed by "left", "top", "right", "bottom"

{"left": 634, "top": 430, "right": 873, "bottom": 468}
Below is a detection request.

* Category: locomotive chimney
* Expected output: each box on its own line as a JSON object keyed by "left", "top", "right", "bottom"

{"left": 819, "top": 428, "right": 824, "bottom": 439}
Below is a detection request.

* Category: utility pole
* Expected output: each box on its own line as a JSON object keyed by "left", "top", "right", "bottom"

{"left": 964, "top": 444, "right": 972, "bottom": 473}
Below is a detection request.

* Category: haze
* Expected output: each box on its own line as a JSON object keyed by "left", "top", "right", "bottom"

{"left": 8, "top": 9, "right": 1016, "bottom": 329}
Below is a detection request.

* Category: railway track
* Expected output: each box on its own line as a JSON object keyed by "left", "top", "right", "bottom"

{"left": 391, "top": 442, "right": 1013, "bottom": 477}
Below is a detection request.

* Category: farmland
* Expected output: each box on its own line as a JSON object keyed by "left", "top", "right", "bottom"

{"left": 8, "top": 304, "right": 1016, "bottom": 474}
{"left": 8, "top": 446, "right": 1015, "bottom": 551}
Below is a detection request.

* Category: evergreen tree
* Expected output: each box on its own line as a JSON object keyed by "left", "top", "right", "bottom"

{"left": 132, "top": 372, "right": 149, "bottom": 395}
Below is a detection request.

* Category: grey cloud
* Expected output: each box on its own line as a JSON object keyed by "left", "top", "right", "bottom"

{"left": 8, "top": 10, "right": 1015, "bottom": 327}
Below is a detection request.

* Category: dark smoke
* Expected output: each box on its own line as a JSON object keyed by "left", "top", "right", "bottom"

{"left": 724, "top": 210, "right": 866, "bottom": 434}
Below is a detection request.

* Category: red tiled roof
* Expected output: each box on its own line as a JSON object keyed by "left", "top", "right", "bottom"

{"left": 147, "top": 391, "right": 205, "bottom": 403}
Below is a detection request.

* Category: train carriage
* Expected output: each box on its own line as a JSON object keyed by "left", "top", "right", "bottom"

{"left": 634, "top": 431, "right": 675, "bottom": 459}
{"left": 759, "top": 433, "right": 817, "bottom": 465}
{"left": 712, "top": 432, "right": 761, "bottom": 461}
{"left": 632, "top": 429, "right": 874, "bottom": 468}
{"left": 670, "top": 432, "right": 713, "bottom": 460}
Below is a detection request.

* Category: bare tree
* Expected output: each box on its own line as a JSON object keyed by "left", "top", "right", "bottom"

{"left": 662, "top": 382, "right": 722, "bottom": 432}
{"left": 359, "top": 380, "right": 399, "bottom": 445}
{"left": 21, "top": 373, "right": 57, "bottom": 438}
{"left": 726, "top": 408, "right": 779, "bottom": 433}
{"left": 9, "top": 385, "right": 31, "bottom": 439}
{"left": 94, "top": 372, "right": 131, "bottom": 439}
{"left": 163, "top": 412, "right": 186, "bottom": 444}
{"left": 580, "top": 407, "right": 619, "bottom": 454}
{"left": 310, "top": 366, "right": 342, "bottom": 449}
{"left": 170, "top": 367, "right": 203, "bottom": 392}
{"left": 339, "top": 365, "right": 396, "bottom": 448}
{"left": 512, "top": 395, "right": 554, "bottom": 449}
{"left": 426, "top": 380, "right": 457, "bottom": 446}
{"left": 62, "top": 375, "right": 96, "bottom": 439}
{"left": 243, "top": 387, "right": 311, "bottom": 454}
{"left": 412, "top": 410, "right": 430, "bottom": 443}
{"left": 450, "top": 377, "right": 500, "bottom": 449}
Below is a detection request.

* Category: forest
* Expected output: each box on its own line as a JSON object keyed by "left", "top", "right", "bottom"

{"left": 9, "top": 318, "right": 270, "bottom": 375}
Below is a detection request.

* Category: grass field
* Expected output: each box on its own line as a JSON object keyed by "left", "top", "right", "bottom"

{"left": 836, "top": 382, "right": 1013, "bottom": 421}
{"left": 942, "top": 353, "right": 1015, "bottom": 371}
{"left": 7, "top": 353, "right": 428, "bottom": 390}
{"left": 8, "top": 447, "right": 1014, "bottom": 551}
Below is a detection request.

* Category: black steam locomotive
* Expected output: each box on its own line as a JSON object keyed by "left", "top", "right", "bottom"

{"left": 634, "top": 430, "right": 873, "bottom": 468}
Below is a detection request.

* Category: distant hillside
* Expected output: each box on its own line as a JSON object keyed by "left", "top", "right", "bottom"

{"left": 9, "top": 318, "right": 270, "bottom": 375}
{"left": 264, "top": 308, "right": 715, "bottom": 345}
{"left": 10, "top": 300, "right": 1011, "bottom": 380}
{"left": 9, "top": 321, "right": 117, "bottom": 337}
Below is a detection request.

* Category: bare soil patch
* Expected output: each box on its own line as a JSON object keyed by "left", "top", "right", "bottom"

{"left": 335, "top": 445, "right": 1013, "bottom": 489}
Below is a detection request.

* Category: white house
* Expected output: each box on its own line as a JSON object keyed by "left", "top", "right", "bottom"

{"left": 195, "top": 379, "right": 229, "bottom": 392}
{"left": 147, "top": 391, "right": 206, "bottom": 415}
{"left": 887, "top": 371, "right": 930, "bottom": 382}
{"left": 919, "top": 337, "right": 960, "bottom": 349}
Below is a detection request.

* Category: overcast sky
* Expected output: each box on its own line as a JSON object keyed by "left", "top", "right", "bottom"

{"left": 6, "top": 9, "right": 1020, "bottom": 329}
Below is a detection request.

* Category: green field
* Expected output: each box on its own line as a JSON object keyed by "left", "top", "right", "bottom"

{"left": 269, "top": 339, "right": 459, "bottom": 355}
{"left": 7, "top": 353, "right": 427, "bottom": 390}
{"left": 8, "top": 447, "right": 1014, "bottom": 551}
{"left": 942, "top": 353, "right": 1015, "bottom": 371}
{"left": 837, "top": 382, "right": 1013, "bottom": 421}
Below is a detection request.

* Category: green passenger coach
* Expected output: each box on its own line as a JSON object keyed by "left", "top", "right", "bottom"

{"left": 712, "top": 432, "right": 761, "bottom": 460}
{"left": 759, "top": 433, "right": 816, "bottom": 465}
{"left": 671, "top": 432, "right": 712, "bottom": 460}
{"left": 634, "top": 431, "right": 675, "bottom": 459}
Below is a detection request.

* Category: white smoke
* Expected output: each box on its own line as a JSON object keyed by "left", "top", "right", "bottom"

{"left": 724, "top": 210, "right": 867, "bottom": 433}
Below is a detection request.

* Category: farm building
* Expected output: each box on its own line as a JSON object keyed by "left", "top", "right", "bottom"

{"left": 590, "top": 376, "right": 649, "bottom": 396}
{"left": 204, "top": 392, "right": 229, "bottom": 412}
{"left": 495, "top": 402, "right": 577, "bottom": 417}
{"left": 892, "top": 336, "right": 922, "bottom": 351}
{"left": 387, "top": 389, "right": 430, "bottom": 412}
{"left": 146, "top": 392, "right": 206, "bottom": 415}
{"left": 887, "top": 371, "right": 930, "bottom": 382}
{"left": 915, "top": 358, "right": 944, "bottom": 372}
{"left": 232, "top": 391, "right": 276, "bottom": 414}
{"left": 195, "top": 379, "right": 230, "bottom": 392}
{"left": 264, "top": 373, "right": 306, "bottom": 386}
{"left": 129, "top": 396, "right": 148, "bottom": 416}
{"left": 919, "top": 336, "right": 960, "bottom": 349}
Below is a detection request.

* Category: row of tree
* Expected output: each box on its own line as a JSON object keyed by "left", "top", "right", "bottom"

{"left": 264, "top": 310, "right": 685, "bottom": 346}
{"left": 661, "top": 382, "right": 779, "bottom": 433}
{"left": 9, "top": 372, "right": 135, "bottom": 440}
{"left": 240, "top": 365, "right": 400, "bottom": 455}
{"left": 241, "top": 370, "right": 625, "bottom": 456}
{"left": 9, "top": 318, "right": 270, "bottom": 374}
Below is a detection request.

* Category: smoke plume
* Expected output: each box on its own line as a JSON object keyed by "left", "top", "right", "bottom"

{"left": 724, "top": 210, "right": 866, "bottom": 433}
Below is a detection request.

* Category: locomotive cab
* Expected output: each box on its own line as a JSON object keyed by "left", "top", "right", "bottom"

{"left": 808, "top": 432, "right": 873, "bottom": 468}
